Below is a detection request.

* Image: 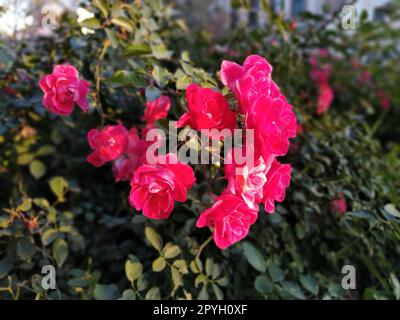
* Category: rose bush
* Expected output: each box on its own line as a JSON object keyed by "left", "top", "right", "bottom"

{"left": 0, "top": 0, "right": 399, "bottom": 301}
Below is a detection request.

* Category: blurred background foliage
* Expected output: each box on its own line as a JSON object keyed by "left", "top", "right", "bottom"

{"left": 0, "top": 0, "right": 400, "bottom": 300}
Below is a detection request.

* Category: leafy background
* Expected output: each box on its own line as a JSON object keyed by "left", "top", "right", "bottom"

{"left": 0, "top": 0, "right": 399, "bottom": 300}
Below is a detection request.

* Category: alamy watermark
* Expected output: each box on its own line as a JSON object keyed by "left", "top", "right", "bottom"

{"left": 341, "top": 5, "right": 357, "bottom": 30}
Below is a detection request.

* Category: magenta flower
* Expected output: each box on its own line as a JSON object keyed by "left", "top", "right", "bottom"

{"left": 129, "top": 153, "right": 195, "bottom": 219}
{"left": 196, "top": 194, "right": 258, "bottom": 249}
{"left": 142, "top": 95, "right": 171, "bottom": 124}
{"left": 245, "top": 95, "right": 297, "bottom": 160}
{"left": 86, "top": 124, "right": 129, "bottom": 167}
{"left": 330, "top": 193, "right": 347, "bottom": 215}
{"left": 262, "top": 161, "right": 292, "bottom": 213}
{"left": 39, "top": 64, "right": 89, "bottom": 115}
{"left": 176, "top": 84, "right": 236, "bottom": 138}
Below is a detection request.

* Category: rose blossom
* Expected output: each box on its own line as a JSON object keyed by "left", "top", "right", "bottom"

{"left": 316, "top": 84, "right": 334, "bottom": 115}
{"left": 176, "top": 84, "right": 236, "bottom": 137}
{"left": 330, "top": 193, "right": 347, "bottom": 214}
{"left": 262, "top": 161, "right": 292, "bottom": 213}
{"left": 224, "top": 148, "right": 270, "bottom": 208}
{"left": 196, "top": 194, "right": 258, "bottom": 249}
{"left": 142, "top": 95, "right": 171, "bottom": 124}
{"left": 112, "top": 128, "right": 150, "bottom": 181}
{"left": 220, "top": 55, "right": 283, "bottom": 112}
{"left": 86, "top": 124, "right": 129, "bottom": 167}
{"left": 39, "top": 64, "right": 89, "bottom": 115}
{"left": 245, "top": 94, "right": 297, "bottom": 160}
{"left": 129, "top": 153, "right": 195, "bottom": 219}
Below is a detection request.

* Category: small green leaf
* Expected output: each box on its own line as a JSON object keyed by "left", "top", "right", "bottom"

{"left": 171, "top": 267, "right": 183, "bottom": 289}
{"left": 29, "top": 160, "right": 46, "bottom": 179}
{"left": 41, "top": 228, "right": 61, "bottom": 246}
{"left": 145, "top": 86, "right": 161, "bottom": 102}
{"left": 17, "top": 236, "right": 35, "bottom": 261}
{"left": 145, "top": 227, "right": 162, "bottom": 251}
{"left": 53, "top": 238, "right": 68, "bottom": 267}
{"left": 49, "top": 176, "right": 69, "bottom": 200}
{"left": 94, "top": 0, "right": 109, "bottom": 17}
{"left": 242, "top": 242, "right": 266, "bottom": 272}
{"left": 212, "top": 284, "right": 224, "bottom": 300}
{"left": 125, "top": 260, "right": 143, "bottom": 282}
{"left": 384, "top": 204, "right": 400, "bottom": 218}
{"left": 111, "top": 17, "right": 135, "bottom": 32}
{"left": 255, "top": 275, "right": 273, "bottom": 295}
{"left": 18, "top": 198, "right": 32, "bottom": 211}
{"left": 94, "top": 284, "right": 120, "bottom": 300}
{"left": 36, "top": 145, "right": 55, "bottom": 156}
{"left": 281, "top": 281, "right": 305, "bottom": 300}
{"left": 300, "top": 275, "right": 319, "bottom": 295}
{"left": 151, "top": 43, "right": 172, "bottom": 60}
{"left": 267, "top": 262, "right": 284, "bottom": 282}
{"left": 152, "top": 65, "right": 171, "bottom": 88}
{"left": 152, "top": 257, "right": 166, "bottom": 272}
{"left": 17, "top": 153, "right": 34, "bottom": 165}
{"left": 119, "top": 289, "right": 136, "bottom": 300}
{"left": 124, "top": 43, "right": 151, "bottom": 56}
{"left": 80, "top": 17, "right": 102, "bottom": 29}
{"left": 172, "top": 260, "right": 188, "bottom": 274}
{"left": 145, "top": 287, "right": 161, "bottom": 300}
{"left": 390, "top": 273, "right": 400, "bottom": 300}
{"left": 163, "top": 245, "right": 181, "bottom": 259}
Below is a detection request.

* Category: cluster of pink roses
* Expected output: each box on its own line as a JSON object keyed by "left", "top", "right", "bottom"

{"left": 39, "top": 55, "right": 297, "bottom": 250}
{"left": 192, "top": 55, "right": 297, "bottom": 249}
{"left": 309, "top": 49, "right": 334, "bottom": 115}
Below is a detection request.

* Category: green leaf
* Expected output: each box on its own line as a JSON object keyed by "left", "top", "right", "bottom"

{"left": 347, "top": 210, "right": 376, "bottom": 221}
{"left": 171, "top": 267, "right": 183, "bottom": 289}
{"left": 163, "top": 245, "right": 181, "bottom": 259}
{"left": 281, "top": 281, "right": 305, "bottom": 300}
{"left": 124, "top": 43, "right": 152, "bottom": 56}
{"left": 29, "top": 160, "right": 46, "bottom": 179}
{"left": 145, "top": 227, "right": 162, "bottom": 251}
{"left": 205, "top": 258, "right": 215, "bottom": 276}
{"left": 119, "top": 289, "right": 136, "bottom": 300}
{"left": 152, "top": 257, "right": 166, "bottom": 272}
{"left": 172, "top": 260, "right": 188, "bottom": 274}
{"left": 17, "top": 153, "right": 34, "bottom": 165}
{"left": 152, "top": 66, "right": 170, "bottom": 88}
{"left": 49, "top": 176, "right": 69, "bottom": 200}
{"left": 212, "top": 284, "right": 224, "bottom": 300}
{"left": 125, "top": 260, "right": 143, "bottom": 282}
{"left": 267, "top": 262, "right": 284, "bottom": 282}
{"left": 198, "top": 285, "right": 209, "bottom": 300}
{"left": 94, "top": 0, "right": 109, "bottom": 17}
{"left": 384, "top": 204, "right": 400, "bottom": 218}
{"left": 41, "top": 228, "right": 61, "bottom": 246}
{"left": 80, "top": 18, "right": 102, "bottom": 29}
{"left": 53, "top": 238, "right": 68, "bottom": 267}
{"left": 176, "top": 75, "right": 192, "bottom": 90}
{"left": 105, "top": 70, "right": 146, "bottom": 88}
{"left": 18, "top": 198, "right": 32, "bottom": 211}
{"left": 255, "top": 275, "right": 273, "bottom": 295}
{"left": 151, "top": 43, "right": 172, "bottom": 60}
{"left": 111, "top": 17, "right": 135, "bottom": 33}
{"left": 145, "top": 287, "right": 161, "bottom": 300}
{"left": 300, "top": 275, "right": 319, "bottom": 295}
{"left": 94, "top": 284, "right": 120, "bottom": 300}
{"left": 145, "top": 86, "right": 161, "bottom": 102}
{"left": 17, "top": 236, "right": 35, "bottom": 261}
{"left": 390, "top": 273, "right": 400, "bottom": 300}
{"left": 36, "top": 145, "right": 55, "bottom": 156}
{"left": 33, "top": 198, "right": 50, "bottom": 208}
{"left": 242, "top": 242, "right": 266, "bottom": 272}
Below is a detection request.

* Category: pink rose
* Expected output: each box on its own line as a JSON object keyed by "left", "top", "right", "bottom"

{"left": 316, "top": 84, "right": 334, "bottom": 115}
{"left": 176, "top": 84, "right": 236, "bottom": 138}
{"left": 220, "top": 55, "right": 281, "bottom": 112}
{"left": 224, "top": 148, "right": 270, "bottom": 208}
{"left": 245, "top": 94, "right": 297, "bottom": 160}
{"left": 129, "top": 153, "right": 195, "bottom": 219}
{"left": 330, "top": 193, "right": 347, "bottom": 214}
{"left": 112, "top": 128, "right": 150, "bottom": 181}
{"left": 142, "top": 95, "right": 171, "bottom": 124}
{"left": 263, "top": 161, "right": 292, "bottom": 213}
{"left": 196, "top": 194, "right": 258, "bottom": 249}
{"left": 39, "top": 64, "right": 89, "bottom": 115}
{"left": 86, "top": 124, "right": 129, "bottom": 167}
{"left": 377, "top": 90, "right": 390, "bottom": 110}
